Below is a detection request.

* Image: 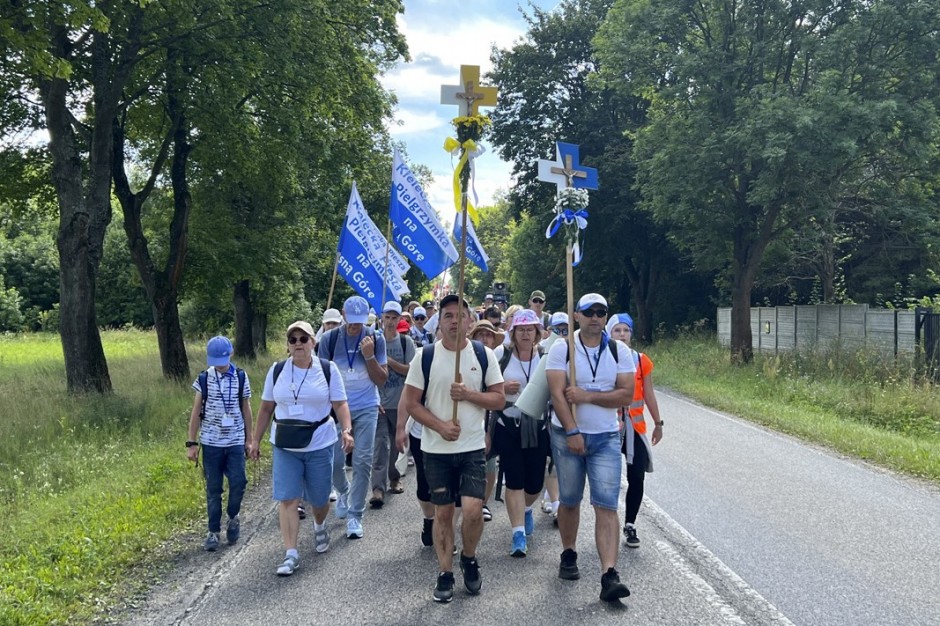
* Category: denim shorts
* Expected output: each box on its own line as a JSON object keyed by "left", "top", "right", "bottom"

{"left": 423, "top": 449, "right": 486, "bottom": 505}
{"left": 272, "top": 445, "right": 333, "bottom": 506}
{"left": 549, "top": 426, "right": 622, "bottom": 511}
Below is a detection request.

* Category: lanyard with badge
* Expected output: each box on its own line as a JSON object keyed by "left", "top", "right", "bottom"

{"left": 578, "top": 335, "right": 603, "bottom": 387}
{"left": 287, "top": 361, "right": 310, "bottom": 416}
{"left": 343, "top": 330, "right": 364, "bottom": 378}
{"left": 216, "top": 368, "right": 237, "bottom": 427}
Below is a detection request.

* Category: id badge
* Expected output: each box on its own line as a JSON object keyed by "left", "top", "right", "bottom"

{"left": 344, "top": 368, "right": 363, "bottom": 381}
{"left": 583, "top": 383, "right": 604, "bottom": 392}
{"left": 221, "top": 414, "right": 235, "bottom": 427}
{"left": 288, "top": 404, "right": 304, "bottom": 417}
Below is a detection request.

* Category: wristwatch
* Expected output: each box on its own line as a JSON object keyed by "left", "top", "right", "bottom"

{"left": 185, "top": 440, "right": 198, "bottom": 448}
{"left": 654, "top": 421, "right": 664, "bottom": 427}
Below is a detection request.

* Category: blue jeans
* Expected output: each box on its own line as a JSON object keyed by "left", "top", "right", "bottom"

{"left": 202, "top": 444, "right": 247, "bottom": 533}
{"left": 549, "top": 426, "right": 622, "bottom": 511}
{"left": 332, "top": 406, "right": 378, "bottom": 520}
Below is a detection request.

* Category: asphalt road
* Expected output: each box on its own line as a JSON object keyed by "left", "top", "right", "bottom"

{"left": 125, "top": 391, "right": 940, "bottom": 626}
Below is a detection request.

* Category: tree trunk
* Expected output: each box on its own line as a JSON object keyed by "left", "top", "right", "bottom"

{"left": 41, "top": 28, "right": 116, "bottom": 394}
{"left": 152, "top": 289, "right": 189, "bottom": 380}
{"left": 729, "top": 276, "right": 754, "bottom": 365}
{"left": 622, "top": 255, "right": 659, "bottom": 344}
{"left": 253, "top": 312, "right": 268, "bottom": 354}
{"left": 233, "top": 279, "right": 256, "bottom": 359}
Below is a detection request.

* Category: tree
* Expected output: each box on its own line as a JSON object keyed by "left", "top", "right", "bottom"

{"left": 596, "top": 0, "right": 940, "bottom": 361}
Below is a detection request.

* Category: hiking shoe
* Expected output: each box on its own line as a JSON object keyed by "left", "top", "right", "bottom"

{"left": 482, "top": 504, "right": 492, "bottom": 522}
{"left": 624, "top": 524, "right": 640, "bottom": 548}
{"left": 297, "top": 503, "right": 306, "bottom": 520}
{"left": 315, "top": 526, "right": 330, "bottom": 553}
{"left": 433, "top": 571, "right": 455, "bottom": 603}
{"left": 460, "top": 553, "right": 482, "bottom": 595}
{"left": 335, "top": 493, "right": 348, "bottom": 519}
{"left": 524, "top": 508, "right": 535, "bottom": 536}
{"left": 276, "top": 554, "right": 299, "bottom": 576}
{"left": 600, "top": 567, "right": 631, "bottom": 602}
{"left": 226, "top": 516, "right": 240, "bottom": 544}
{"left": 421, "top": 518, "right": 434, "bottom": 547}
{"left": 558, "top": 548, "right": 580, "bottom": 580}
{"left": 369, "top": 488, "right": 385, "bottom": 509}
{"left": 346, "top": 517, "right": 363, "bottom": 539}
{"left": 203, "top": 531, "right": 220, "bottom": 552}
{"left": 510, "top": 530, "right": 527, "bottom": 558}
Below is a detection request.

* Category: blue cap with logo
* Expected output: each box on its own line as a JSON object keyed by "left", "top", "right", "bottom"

{"left": 206, "top": 336, "right": 233, "bottom": 367}
{"left": 343, "top": 295, "right": 370, "bottom": 324}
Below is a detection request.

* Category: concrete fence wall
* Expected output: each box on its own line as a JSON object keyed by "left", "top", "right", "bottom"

{"left": 717, "top": 305, "right": 916, "bottom": 356}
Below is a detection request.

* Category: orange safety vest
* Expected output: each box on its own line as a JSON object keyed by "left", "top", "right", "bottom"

{"left": 626, "top": 353, "right": 653, "bottom": 435}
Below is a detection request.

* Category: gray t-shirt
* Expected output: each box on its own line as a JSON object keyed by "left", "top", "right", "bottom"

{"left": 379, "top": 332, "right": 416, "bottom": 409}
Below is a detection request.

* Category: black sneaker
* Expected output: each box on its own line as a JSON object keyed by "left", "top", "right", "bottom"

{"left": 297, "top": 504, "right": 306, "bottom": 520}
{"left": 460, "top": 553, "right": 482, "bottom": 595}
{"left": 600, "top": 567, "right": 631, "bottom": 602}
{"left": 421, "top": 518, "right": 434, "bottom": 547}
{"left": 624, "top": 525, "right": 640, "bottom": 548}
{"left": 558, "top": 548, "right": 580, "bottom": 580}
{"left": 433, "top": 571, "right": 455, "bottom": 603}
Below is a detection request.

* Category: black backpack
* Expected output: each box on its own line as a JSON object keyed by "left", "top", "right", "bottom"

{"left": 271, "top": 358, "right": 335, "bottom": 418}
{"left": 564, "top": 335, "right": 620, "bottom": 364}
{"left": 419, "top": 340, "right": 490, "bottom": 406}
{"left": 197, "top": 367, "right": 247, "bottom": 419}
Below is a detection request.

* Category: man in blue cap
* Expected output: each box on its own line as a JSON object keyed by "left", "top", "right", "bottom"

{"left": 318, "top": 295, "right": 388, "bottom": 539}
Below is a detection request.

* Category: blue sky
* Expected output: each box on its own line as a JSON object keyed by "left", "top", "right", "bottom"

{"left": 381, "top": 0, "right": 559, "bottom": 222}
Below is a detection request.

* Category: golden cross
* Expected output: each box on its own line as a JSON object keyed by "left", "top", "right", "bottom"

{"left": 551, "top": 155, "right": 588, "bottom": 188}
{"left": 441, "top": 65, "right": 498, "bottom": 117}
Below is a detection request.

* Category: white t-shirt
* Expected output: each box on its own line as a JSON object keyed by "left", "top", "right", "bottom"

{"left": 545, "top": 331, "right": 634, "bottom": 434}
{"left": 262, "top": 357, "right": 347, "bottom": 452}
{"left": 493, "top": 345, "right": 540, "bottom": 418}
{"left": 404, "top": 342, "right": 503, "bottom": 454}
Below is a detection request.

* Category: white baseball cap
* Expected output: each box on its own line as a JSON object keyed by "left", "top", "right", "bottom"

{"left": 577, "top": 293, "right": 608, "bottom": 311}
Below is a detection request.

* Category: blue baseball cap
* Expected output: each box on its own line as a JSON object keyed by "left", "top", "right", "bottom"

{"left": 343, "top": 295, "right": 370, "bottom": 324}
{"left": 206, "top": 336, "right": 233, "bottom": 367}
{"left": 606, "top": 313, "right": 634, "bottom": 335}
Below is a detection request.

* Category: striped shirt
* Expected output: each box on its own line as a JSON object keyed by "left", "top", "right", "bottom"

{"left": 191, "top": 366, "right": 252, "bottom": 447}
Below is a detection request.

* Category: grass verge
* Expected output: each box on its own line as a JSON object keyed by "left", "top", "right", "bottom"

{"left": 0, "top": 330, "right": 273, "bottom": 625}
{"left": 647, "top": 334, "right": 940, "bottom": 483}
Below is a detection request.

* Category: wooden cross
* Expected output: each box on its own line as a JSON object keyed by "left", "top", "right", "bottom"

{"left": 537, "top": 141, "right": 599, "bottom": 192}
{"left": 441, "top": 65, "right": 498, "bottom": 117}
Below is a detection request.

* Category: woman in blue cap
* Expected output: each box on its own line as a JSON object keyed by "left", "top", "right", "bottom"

{"left": 606, "top": 313, "right": 663, "bottom": 549}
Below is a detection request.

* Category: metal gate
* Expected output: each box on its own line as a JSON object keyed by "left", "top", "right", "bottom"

{"left": 916, "top": 308, "right": 940, "bottom": 378}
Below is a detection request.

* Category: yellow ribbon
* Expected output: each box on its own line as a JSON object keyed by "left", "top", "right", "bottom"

{"left": 443, "top": 137, "right": 480, "bottom": 224}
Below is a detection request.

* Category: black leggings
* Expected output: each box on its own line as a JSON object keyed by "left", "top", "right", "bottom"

{"left": 493, "top": 421, "right": 548, "bottom": 495}
{"left": 624, "top": 429, "right": 648, "bottom": 524}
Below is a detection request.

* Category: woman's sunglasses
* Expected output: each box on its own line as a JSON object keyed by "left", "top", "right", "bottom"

{"left": 580, "top": 308, "right": 608, "bottom": 318}
{"left": 288, "top": 335, "right": 310, "bottom": 344}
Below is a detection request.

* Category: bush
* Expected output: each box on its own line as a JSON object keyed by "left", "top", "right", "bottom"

{"left": 0, "top": 276, "right": 24, "bottom": 331}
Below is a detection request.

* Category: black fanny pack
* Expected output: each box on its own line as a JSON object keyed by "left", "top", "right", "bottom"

{"left": 273, "top": 415, "right": 333, "bottom": 449}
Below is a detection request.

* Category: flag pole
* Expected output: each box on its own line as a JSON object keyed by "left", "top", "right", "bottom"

{"left": 382, "top": 218, "right": 392, "bottom": 307}
{"left": 565, "top": 241, "right": 577, "bottom": 424}
{"left": 327, "top": 249, "right": 340, "bottom": 310}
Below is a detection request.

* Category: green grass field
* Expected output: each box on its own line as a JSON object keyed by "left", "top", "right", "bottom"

{"left": 0, "top": 330, "right": 273, "bottom": 625}
{"left": 1, "top": 330, "right": 938, "bottom": 624}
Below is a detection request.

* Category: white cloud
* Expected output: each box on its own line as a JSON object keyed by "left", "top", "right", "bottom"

{"left": 387, "top": 108, "right": 449, "bottom": 136}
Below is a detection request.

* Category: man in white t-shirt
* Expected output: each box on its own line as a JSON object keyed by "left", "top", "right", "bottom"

{"left": 403, "top": 294, "right": 505, "bottom": 603}
{"left": 545, "top": 293, "right": 635, "bottom": 603}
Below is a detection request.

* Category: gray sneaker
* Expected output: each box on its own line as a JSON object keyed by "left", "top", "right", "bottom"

{"left": 315, "top": 526, "right": 330, "bottom": 553}
{"left": 203, "top": 531, "right": 220, "bottom": 552}
{"left": 276, "top": 554, "right": 300, "bottom": 576}
{"left": 226, "top": 516, "right": 240, "bottom": 544}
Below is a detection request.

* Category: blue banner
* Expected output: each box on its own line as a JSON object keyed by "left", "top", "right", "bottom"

{"left": 337, "top": 216, "right": 386, "bottom": 313}
{"left": 345, "top": 184, "right": 410, "bottom": 298}
{"left": 390, "top": 150, "right": 458, "bottom": 279}
{"left": 453, "top": 216, "right": 489, "bottom": 273}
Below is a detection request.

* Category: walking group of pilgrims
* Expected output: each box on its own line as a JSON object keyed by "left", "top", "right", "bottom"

{"left": 186, "top": 288, "right": 664, "bottom": 605}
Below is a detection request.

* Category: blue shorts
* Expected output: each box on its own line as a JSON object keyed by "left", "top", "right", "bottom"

{"left": 549, "top": 426, "right": 622, "bottom": 511}
{"left": 272, "top": 445, "right": 333, "bottom": 506}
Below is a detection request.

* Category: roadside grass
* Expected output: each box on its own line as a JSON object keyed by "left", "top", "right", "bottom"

{"left": 647, "top": 334, "right": 940, "bottom": 483}
{"left": 0, "top": 330, "right": 273, "bottom": 625}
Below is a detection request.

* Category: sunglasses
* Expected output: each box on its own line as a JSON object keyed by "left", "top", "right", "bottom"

{"left": 288, "top": 335, "right": 310, "bottom": 344}
{"left": 531, "top": 298, "right": 545, "bottom": 304}
{"left": 414, "top": 315, "right": 427, "bottom": 321}
{"left": 581, "top": 308, "right": 608, "bottom": 318}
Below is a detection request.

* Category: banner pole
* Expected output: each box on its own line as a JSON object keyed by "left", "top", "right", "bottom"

{"left": 382, "top": 218, "right": 392, "bottom": 307}
{"left": 565, "top": 241, "right": 577, "bottom": 424}
{"left": 327, "top": 249, "right": 340, "bottom": 310}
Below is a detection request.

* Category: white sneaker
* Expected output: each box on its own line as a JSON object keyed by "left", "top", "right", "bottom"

{"left": 346, "top": 517, "right": 363, "bottom": 539}
{"left": 315, "top": 526, "right": 330, "bottom": 553}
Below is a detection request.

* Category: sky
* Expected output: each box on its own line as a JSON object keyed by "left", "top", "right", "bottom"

{"left": 381, "top": 0, "right": 559, "bottom": 224}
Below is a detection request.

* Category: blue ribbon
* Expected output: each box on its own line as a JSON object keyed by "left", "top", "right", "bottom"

{"left": 546, "top": 209, "right": 589, "bottom": 265}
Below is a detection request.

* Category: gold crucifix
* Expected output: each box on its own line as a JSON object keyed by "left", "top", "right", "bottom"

{"left": 441, "top": 65, "right": 498, "bottom": 117}
{"left": 551, "top": 155, "right": 588, "bottom": 188}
